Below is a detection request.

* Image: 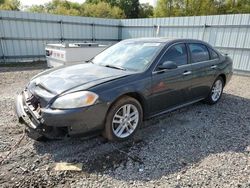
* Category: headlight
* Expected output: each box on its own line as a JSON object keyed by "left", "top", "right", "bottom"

{"left": 51, "top": 91, "right": 98, "bottom": 109}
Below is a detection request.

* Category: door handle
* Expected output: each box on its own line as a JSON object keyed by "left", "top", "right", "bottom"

{"left": 211, "top": 65, "right": 217, "bottom": 69}
{"left": 183, "top": 71, "right": 192, "bottom": 76}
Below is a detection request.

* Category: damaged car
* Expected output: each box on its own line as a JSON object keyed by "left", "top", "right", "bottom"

{"left": 15, "top": 38, "right": 233, "bottom": 141}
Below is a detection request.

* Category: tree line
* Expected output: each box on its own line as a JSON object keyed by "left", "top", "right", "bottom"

{"left": 155, "top": 0, "right": 250, "bottom": 17}
{"left": 0, "top": 0, "right": 249, "bottom": 19}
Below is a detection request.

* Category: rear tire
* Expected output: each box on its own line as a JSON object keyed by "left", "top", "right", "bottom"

{"left": 204, "top": 76, "right": 224, "bottom": 105}
{"left": 103, "top": 96, "right": 143, "bottom": 141}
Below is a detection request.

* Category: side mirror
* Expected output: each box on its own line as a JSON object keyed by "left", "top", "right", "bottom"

{"left": 158, "top": 61, "right": 178, "bottom": 70}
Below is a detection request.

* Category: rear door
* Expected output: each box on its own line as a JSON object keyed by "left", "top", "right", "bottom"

{"left": 150, "top": 43, "right": 193, "bottom": 115}
{"left": 187, "top": 43, "right": 219, "bottom": 99}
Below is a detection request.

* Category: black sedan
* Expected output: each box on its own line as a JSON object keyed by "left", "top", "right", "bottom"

{"left": 15, "top": 38, "right": 233, "bottom": 141}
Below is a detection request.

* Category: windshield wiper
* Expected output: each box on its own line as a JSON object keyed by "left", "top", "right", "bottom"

{"left": 104, "top": 64, "right": 126, "bottom": 71}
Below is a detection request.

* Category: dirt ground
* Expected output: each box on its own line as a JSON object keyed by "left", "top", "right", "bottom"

{"left": 0, "top": 65, "right": 249, "bottom": 188}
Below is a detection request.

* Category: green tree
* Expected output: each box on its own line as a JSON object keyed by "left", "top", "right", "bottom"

{"left": 28, "top": 0, "right": 81, "bottom": 16}
{"left": 86, "top": 0, "right": 140, "bottom": 18}
{"left": 85, "top": 0, "right": 103, "bottom": 3}
{"left": 17, "top": 0, "right": 250, "bottom": 18}
{"left": 225, "top": 0, "right": 250, "bottom": 13}
{"left": 139, "top": 3, "right": 154, "bottom": 18}
{"left": 28, "top": 5, "right": 46, "bottom": 13}
{"left": 239, "top": 0, "right": 250, "bottom": 13}
{"left": 116, "top": 0, "right": 140, "bottom": 18}
{"left": 28, "top": 0, "right": 125, "bottom": 18}
{"left": 81, "top": 2, "right": 125, "bottom": 18}
{"left": 153, "top": 0, "right": 244, "bottom": 17}
{"left": 154, "top": 0, "right": 175, "bottom": 17}
{"left": 0, "top": 0, "right": 20, "bottom": 10}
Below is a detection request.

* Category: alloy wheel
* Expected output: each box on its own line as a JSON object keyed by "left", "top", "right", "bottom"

{"left": 112, "top": 104, "right": 139, "bottom": 138}
{"left": 211, "top": 79, "right": 223, "bottom": 102}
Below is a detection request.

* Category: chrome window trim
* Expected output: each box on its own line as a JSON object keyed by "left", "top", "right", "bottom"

{"left": 189, "top": 58, "right": 218, "bottom": 65}
{"left": 152, "top": 42, "right": 189, "bottom": 74}
{"left": 187, "top": 43, "right": 216, "bottom": 64}
{"left": 208, "top": 47, "right": 220, "bottom": 60}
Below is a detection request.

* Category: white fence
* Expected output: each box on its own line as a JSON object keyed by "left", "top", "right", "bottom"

{"left": 121, "top": 15, "right": 250, "bottom": 73}
{"left": 0, "top": 11, "right": 249, "bottom": 73}
{"left": 0, "top": 10, "right": 120, "bottom": 63}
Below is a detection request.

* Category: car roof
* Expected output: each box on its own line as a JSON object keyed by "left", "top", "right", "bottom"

{"left": 123, "top": 37, "right": 208, "bottom": 45}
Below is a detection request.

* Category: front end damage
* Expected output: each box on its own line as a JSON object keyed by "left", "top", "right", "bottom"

{"left": 15, "top": 87, "right": 108, "bottom": 140}
{"left": 15, "top": 89, "right": 68, "bottom": 140}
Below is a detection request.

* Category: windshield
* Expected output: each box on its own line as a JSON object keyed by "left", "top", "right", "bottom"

{"left": 92, "top": 41, "right": 163, "bottom": 72}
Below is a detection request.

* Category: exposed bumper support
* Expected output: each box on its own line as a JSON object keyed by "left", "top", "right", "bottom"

{"left": 15, "top": 93, "right": 38, "bottom": 129}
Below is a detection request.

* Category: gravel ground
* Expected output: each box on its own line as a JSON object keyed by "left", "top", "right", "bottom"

{"left": 0, "top": 65, "right": 249, "bottom": 188}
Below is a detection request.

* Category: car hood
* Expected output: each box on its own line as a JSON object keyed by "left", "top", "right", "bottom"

{"left": 29, "top": 63, "right": 131, "bottom": 95}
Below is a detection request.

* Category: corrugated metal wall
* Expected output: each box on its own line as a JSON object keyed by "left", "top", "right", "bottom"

{"left": 0, "top": 10, "right": 249, "bottom": 73}
{"left": 0, "top": 10, "right": 120, "bottom": 63}
{"left": 121, "top": 14, "right": 250, "bottom": 72}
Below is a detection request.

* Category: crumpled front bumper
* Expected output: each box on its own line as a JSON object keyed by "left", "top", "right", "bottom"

{"left": 15, "top": 90, "right": 108, "bottom": 139}
{"left": 15, "top": 91, "right": 48, "bottom": 140}
{"left": 15, "top": 91, "right": 40, "bottom": 129}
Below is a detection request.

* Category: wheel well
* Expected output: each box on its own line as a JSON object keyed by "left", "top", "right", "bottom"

{"left": 125, "top": 92, "right": 145, "bottom": 111}
{"left": 108, "top": 92, "right": 145, "bottom": 115}
{"left": 218, "top": 74, "right": 226, "bottom": 85}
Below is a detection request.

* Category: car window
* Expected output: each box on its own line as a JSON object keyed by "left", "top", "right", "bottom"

{"left": 92, "top": 41, "right": 163, "bottom": 72}
{"left": 159, "top": 43, "right": 188, "bottom": 66}
{"left": 188, "top": 43, "right": 209, "bottom": 63}
{"left": 209, "top": 48, "right": 219, "bottom": 60}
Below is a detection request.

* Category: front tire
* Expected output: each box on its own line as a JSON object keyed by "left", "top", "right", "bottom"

{"left": 204, "top": 76, "right": 224, "bottom": 105}
{"left": 103, "top": 96, "right": 143, "bottom": 141}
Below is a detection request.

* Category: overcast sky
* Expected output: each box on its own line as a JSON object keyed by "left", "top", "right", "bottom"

{"left": 20, "top": 0, "right": 157, "bottom": 7}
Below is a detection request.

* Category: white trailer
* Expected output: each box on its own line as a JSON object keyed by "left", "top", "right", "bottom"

{"left": 45, "top": 43, "right": 107, "bottom": 68}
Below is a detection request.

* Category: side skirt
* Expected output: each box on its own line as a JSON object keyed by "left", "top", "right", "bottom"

{"left": 148, "top": 98, "right": 204, "bottom": 119}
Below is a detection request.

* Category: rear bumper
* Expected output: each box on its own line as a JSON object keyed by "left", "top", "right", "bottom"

{"left": 15, "top": 90, "right": 108, "bottom": 138}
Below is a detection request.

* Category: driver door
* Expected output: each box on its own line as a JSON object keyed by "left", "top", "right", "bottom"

{"left": 150, "top": 43, "right": 193, "bottom": 115}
